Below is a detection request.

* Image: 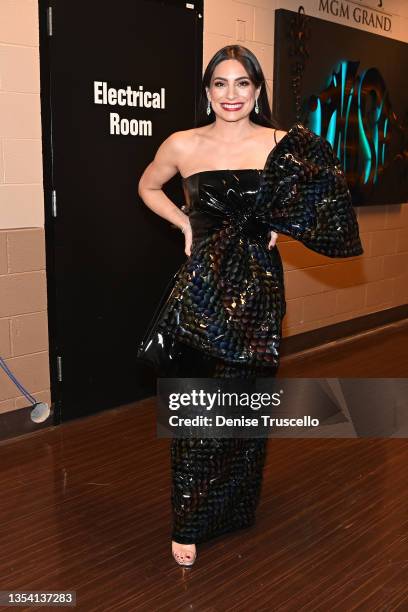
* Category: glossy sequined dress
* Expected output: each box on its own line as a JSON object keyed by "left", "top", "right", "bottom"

{"left": 137, "top": 122, "right": 363, "bottom": 545}
{"left": 138, "top": 123, "right": 363, "bottom": 373}
{"left": 168, "top": 166, "right": 277, "bottom": 544}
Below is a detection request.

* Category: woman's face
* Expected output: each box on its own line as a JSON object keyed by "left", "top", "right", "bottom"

{"left": 206, "top": 59, "right": 261, "bottom": 122}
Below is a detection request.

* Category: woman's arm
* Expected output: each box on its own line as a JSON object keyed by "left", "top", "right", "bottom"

{"left": 138, "top": 132, "right": 193, "bottom": 255}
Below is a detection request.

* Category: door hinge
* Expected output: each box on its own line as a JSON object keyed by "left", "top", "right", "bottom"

{"left": 51, "top": 189, "right": 57, "bottom": 217}
{"left": 47, "top": 6, "right": 53, "bottom": 36}
{"left": 57, "top": 355, "right": 62, "bottom": 382}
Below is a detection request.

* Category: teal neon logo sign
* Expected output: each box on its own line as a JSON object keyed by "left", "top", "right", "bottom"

{"left": 308, "top": 60, "right": 393, "bottom": 186}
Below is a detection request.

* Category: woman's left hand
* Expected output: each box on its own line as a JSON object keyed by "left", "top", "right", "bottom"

{"left": 181, "top": 221, "right": 193, "bottom": 257}
{"left": 267, "top": 230, "right": 278, "bottom": 250}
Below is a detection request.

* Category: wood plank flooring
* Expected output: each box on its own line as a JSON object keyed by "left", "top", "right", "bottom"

{"left": 0, "top": 322, "right": 407, "bottom": 611}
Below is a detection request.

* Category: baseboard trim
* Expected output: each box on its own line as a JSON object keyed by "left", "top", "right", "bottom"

{"left": 0, "top": 404, "right": 55, "bottom": 445}
{"left": 281, "top": 304, "right": 408, "bottom": 359}
{"left": 1, "top": 305, "right": 407, "bottom": 444}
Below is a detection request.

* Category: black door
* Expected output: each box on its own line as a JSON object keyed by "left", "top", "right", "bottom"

{"left": 39, "top": 0, "right": 203, "bottom": 422}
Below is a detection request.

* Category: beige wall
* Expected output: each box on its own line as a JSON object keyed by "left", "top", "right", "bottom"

{"left": 204, "top": 0, "right": 408, "bottom": 337}
{"left": 0, "top": 0, "right": 407, "bottom": 414}
{"left": 0, "top": 0, "right": 43, "bottom": 228}
{"left": 0, "top": 0, "right": 50, "bottom": 414}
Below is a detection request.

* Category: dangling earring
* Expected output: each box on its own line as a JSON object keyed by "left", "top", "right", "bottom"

{"left": 206, "top": 99, "right": 211, "bottom": 116}
{"left": 254, "top": 98, "right": 259, "bottom": 114}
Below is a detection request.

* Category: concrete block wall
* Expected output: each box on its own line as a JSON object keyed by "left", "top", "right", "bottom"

{"left": 0, "top": 0, "right": 50, "bottom": 414}
{"left": 0, "top": 0, "right": 407, "bottom": 415}
{"left": 203, "top": 0, "right": 408, "bottom": 337}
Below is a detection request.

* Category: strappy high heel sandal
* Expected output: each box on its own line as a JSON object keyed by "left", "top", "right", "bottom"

{"left": 171, "top": 542, "right": 197, "bottom": 567}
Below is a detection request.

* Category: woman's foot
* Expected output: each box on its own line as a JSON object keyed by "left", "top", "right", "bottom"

{"left": 171, "top": 540, "right": 197, "bottom": 567}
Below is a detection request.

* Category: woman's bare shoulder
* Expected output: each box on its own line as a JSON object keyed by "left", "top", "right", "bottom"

{"left": 275, "top": 128, "right": 288, "bottom": 143}
{"left": 260, "top": 126, "right": 288, "bottom": 146}
{"left": 163, "top": 127, "right": 206, "bottom": 146}
{"left": 159, "top": 127, "right": 204, "bottom": 158}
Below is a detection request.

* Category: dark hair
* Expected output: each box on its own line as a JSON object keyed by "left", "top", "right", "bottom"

{"left": 196, "top": 45, "right": 280, "bottom": 129}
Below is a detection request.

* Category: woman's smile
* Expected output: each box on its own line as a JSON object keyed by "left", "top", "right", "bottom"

{"left": 220, "top": 102, "right": 244, "bottom": 111}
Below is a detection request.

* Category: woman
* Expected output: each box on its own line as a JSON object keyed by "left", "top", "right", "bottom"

{"left": 137, "top": 45, "right": 363, "bottom": 567}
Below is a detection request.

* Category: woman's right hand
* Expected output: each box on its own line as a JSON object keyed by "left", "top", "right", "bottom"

{"left": 181, "top": 221, "right": 193, "bottom": 256}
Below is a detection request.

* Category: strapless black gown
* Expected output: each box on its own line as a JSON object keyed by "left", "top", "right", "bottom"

{"left": 137, "top": 122, "right": 364, "bottom": 545}
{"left": 170, "top": 169, "right": 276, "bottom": 545}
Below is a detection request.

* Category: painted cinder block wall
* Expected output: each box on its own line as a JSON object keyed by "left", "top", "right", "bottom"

{"left": 203, "top": 0, "right": 408, "bottom": 336}
{"left": 0, "top": 0, "right": 407, "bottom": 415}
{"left": 0, "top": 0, "right": 50, "bottom": 415}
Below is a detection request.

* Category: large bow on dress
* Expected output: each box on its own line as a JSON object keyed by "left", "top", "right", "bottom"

{"left": 137, "top": 123, "right": 364, "bottom": 372}
{"left": 255, "top": 122, "right": 363, "bottom": 258}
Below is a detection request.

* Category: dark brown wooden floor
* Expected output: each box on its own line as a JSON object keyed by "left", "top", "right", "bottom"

{"left": 279, "top": 319, "right": 408, "bottom": 378}
{"left": 1, "top": 322, "right": 407, "bottom": 611}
